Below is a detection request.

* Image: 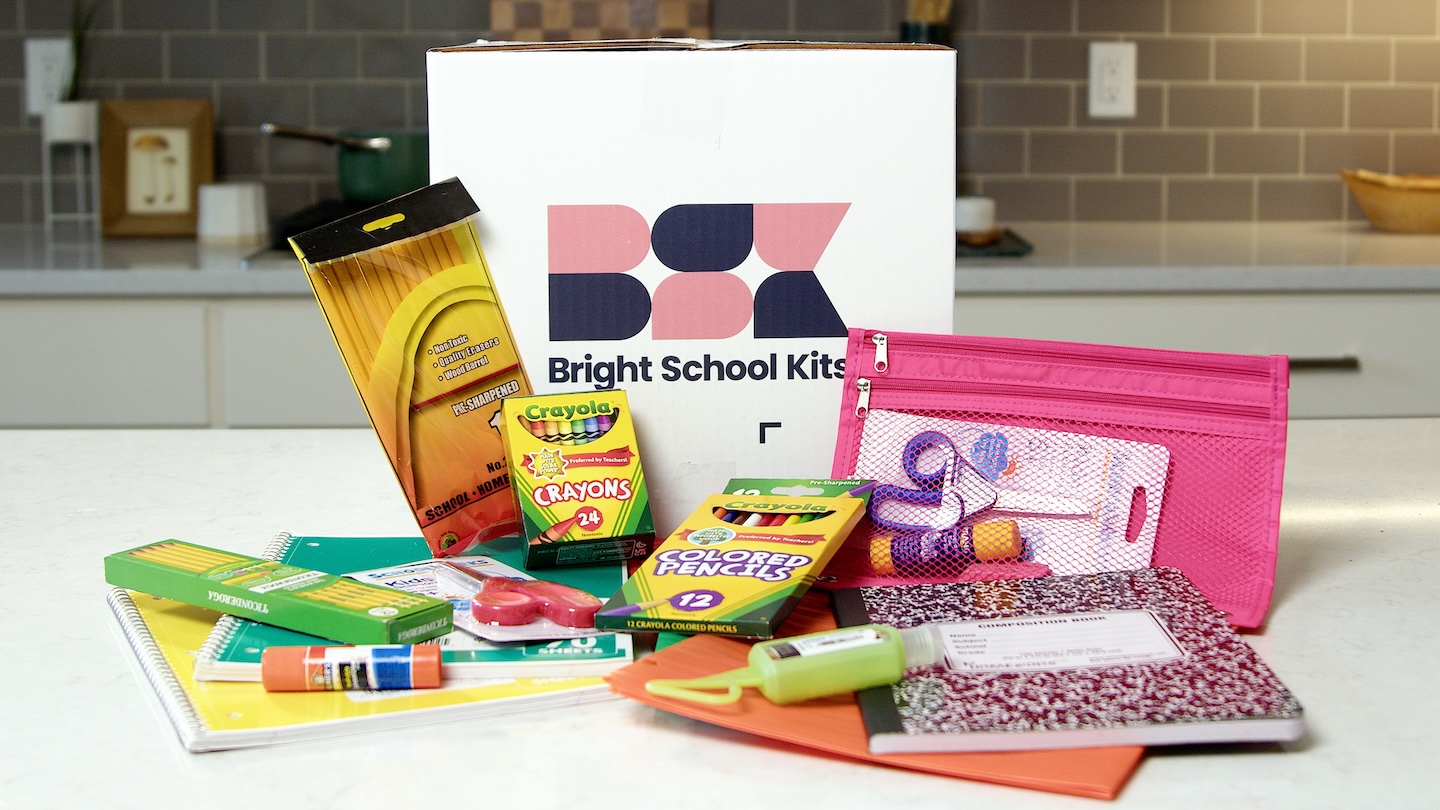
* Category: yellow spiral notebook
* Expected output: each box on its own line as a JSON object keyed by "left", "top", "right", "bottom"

{"left": 107, "top": 588, "right": 612, "bottom": 753}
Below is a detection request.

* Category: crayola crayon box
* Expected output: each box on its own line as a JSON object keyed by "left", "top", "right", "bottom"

{"left": 104, "top": 540, "right": 453, "bottom": 645}
{"left": 500, "top": 390, "right": 655, "bottom": 569}
{"left": 291, "top": 178, "right": 532, "bottom": 558}
{"left": 594, "top": 491, "right": 868, "bottom": 639}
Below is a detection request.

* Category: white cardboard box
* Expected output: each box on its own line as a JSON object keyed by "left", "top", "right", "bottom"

{"left": 427, "top": 40, "right": 956, "bottom": 533}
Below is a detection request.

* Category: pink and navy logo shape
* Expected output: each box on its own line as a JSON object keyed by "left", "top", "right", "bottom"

{"left": 547, "top": 203, "right": 850, "bottom": 341}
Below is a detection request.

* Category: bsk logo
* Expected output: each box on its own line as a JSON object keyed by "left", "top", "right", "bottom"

{"left": 548, "top": 203, "right": 850, "bottom": 341}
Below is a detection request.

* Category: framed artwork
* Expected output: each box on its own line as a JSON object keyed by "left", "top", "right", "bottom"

{"left": 489, "top": 0, "right": 711, "bottom": 40}
{"left": 99, "top": 99, "right": 214, "bottom": 237}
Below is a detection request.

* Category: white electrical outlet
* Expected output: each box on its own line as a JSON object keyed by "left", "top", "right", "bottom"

{"left": 1088, "top": 41, "right": 1136, "bottom": 119}
{"left": 25, "top": 38, "right": 74, "bottom": 116}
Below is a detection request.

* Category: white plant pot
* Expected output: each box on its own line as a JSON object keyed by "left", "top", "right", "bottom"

{"left": 42, "top": 100, "right": 99, "bottom": 144}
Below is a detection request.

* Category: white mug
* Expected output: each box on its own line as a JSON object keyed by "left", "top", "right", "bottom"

{"left": 198, "top": 182, "right": 269, "bottom": 247}
{"left": 954, "top": 196, "right": 996, "bottom": 233}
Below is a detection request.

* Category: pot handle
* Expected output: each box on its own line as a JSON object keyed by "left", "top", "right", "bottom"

{"left": 260, "top": 123, "right": 391, "bottom": 152}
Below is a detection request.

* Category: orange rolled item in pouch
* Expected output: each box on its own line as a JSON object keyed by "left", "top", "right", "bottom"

{"left": 292, "top": 179, "right": 532, "bottom": 556}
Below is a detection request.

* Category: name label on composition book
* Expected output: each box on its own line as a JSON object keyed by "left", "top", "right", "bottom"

{"left": 935, "top": 610, "right": 1184, "bottom": 674}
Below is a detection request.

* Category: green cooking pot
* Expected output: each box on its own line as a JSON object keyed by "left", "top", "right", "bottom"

{"left": 261, "top": 123, "right": 429, "bottom": 204}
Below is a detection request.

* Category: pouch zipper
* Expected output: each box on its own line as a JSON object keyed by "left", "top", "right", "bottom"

{"left": 871, "top": 332, "right": 888, "bottom": 373}
{"left": 861, "top": 330, "right": 1276, "bottom": 382}
{"left": 854, "top": 373, "right": 1273, "bottom": 421}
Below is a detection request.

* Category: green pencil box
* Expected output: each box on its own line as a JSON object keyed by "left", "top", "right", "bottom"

{"left": 104, "top": 540, "right": 452, "bottom": 645}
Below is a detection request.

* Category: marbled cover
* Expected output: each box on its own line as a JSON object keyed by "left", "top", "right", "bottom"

{"left": 834, "top": 567, "right": 1304, "bottom": 753}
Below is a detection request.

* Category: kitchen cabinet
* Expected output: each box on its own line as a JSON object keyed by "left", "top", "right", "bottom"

{"left": 0, "top": 297, "right": 366, "bottom": 428}
{"left": 953, "top": 222, "right": 1440, "bottom": 419}
{"left": 953, "top": 291, "right": 1440, "bottom": 418}
{"left": 0, "top": 300, "right": 210, "bottom": 426}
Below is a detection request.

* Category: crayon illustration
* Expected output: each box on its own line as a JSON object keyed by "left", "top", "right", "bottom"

{"left": 516, "top": 409, "right": 621, "bottom": 447}
{"left": 530, "top": 515, "right": 581, "bottom": 545}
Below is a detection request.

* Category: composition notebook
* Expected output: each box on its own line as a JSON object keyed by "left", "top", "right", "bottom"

{"left": 833, "top": 567, "right": 1305, "bottom": 755}
{"left": 605, "top": 590, "right": 1144, "bottom": 800}
{"left": 194, "top": 533, "right": 631, "bottom": 681}
{"left": 107, "top": 588, "right": 612, "bottom": 753}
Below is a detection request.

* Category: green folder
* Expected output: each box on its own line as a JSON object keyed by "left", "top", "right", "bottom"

{"left": 193, "top": 533, "right": 631, "bottom": 681}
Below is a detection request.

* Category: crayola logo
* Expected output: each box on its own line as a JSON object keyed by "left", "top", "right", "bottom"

{"left": 548, "top": 203, "right": 851, "bottom": 341}
{"left": 522, "top": 400, "right": 614, "bottom": 422}
{"left": 723, "top": 500, "right": 826, "bottom": 514}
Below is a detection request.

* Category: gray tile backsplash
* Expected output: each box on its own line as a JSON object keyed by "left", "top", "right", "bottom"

{"left": 6, "top": 0, "right": 1440, "bottom": 225}
{"left": 959, "top": 0, "right": 1440, "bottom": 221}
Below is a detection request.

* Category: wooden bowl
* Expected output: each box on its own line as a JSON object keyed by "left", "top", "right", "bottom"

{"left": 956, "top": 227, "right": 1003, "bottom": 246}
{"left": 1341, "top": 169, "right": 1440, "bottom": 233}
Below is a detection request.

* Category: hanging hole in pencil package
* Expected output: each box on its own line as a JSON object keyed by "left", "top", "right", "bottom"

{"left": 291, "top": 179, "right": 532, "bottom": 558}
{"left": 828, "top": 328, "right": 1290, "bottom": 629}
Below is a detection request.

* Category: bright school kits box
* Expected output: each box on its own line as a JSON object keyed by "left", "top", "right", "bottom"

{"left": 426, "top": 41, "right": 956, "bottom": 534}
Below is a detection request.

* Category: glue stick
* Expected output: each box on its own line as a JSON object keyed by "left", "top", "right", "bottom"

{"left": 644, "top": 624, "right": 942, "bottom": 706}
{"left": 261, "top": 645, "right": 442, "bottom": 692}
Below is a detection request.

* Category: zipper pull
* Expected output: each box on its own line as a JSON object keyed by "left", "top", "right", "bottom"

{"left": 855, "top": 377, "right": 871, "bottom": 418}
{"left": 871, "top": 332, "right": 889, "bottom": 373}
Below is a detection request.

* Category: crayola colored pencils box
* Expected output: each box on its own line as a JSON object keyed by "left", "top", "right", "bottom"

{"left": 594, "top": 492, "right": 866, "bottom": 638}
{"left": 291, "top": 178, "right": 532, "bottom": 558}
{"left": 104, "top": 540, "right": 452, "bottom": 645}
{"left": 500, "top": 390, "right": 655, "bottom": 569}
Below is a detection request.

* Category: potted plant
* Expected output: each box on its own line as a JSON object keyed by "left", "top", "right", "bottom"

{"left": 41, "top": 0, "right": 101, "bottom": 144}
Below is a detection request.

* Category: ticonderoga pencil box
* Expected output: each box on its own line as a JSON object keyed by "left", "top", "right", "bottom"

{"left": 104, "top": 540, "right": 452, "bottom": 645}
{"left": 500, "top": 390, "right": 655, "bottom": 569}
{"left": 594, "top": 492, "right": 868, "bottom": 639}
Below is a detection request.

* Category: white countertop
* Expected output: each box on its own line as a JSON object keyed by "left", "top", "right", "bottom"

{"left": 957, "top": 221, "right": 1440, "bottom": 294}
{"left": 0, "top": 225, "right": 307, "bottom": 297}
{"left": 5, "top": 222, "right": 1440, "bottom": 298}
{"left": 1, "top": 419, "right": 1437, "bottom": 807}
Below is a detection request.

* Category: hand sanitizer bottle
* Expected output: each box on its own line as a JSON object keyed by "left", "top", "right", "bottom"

{"left": 644, "top": 624, "right": 943, "bottom": 706}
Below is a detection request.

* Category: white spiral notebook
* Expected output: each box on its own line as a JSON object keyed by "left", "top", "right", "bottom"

{"left": 107, "top": 586, "right": 613, "bottom": 753}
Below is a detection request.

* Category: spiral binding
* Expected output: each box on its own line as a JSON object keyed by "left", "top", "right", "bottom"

{"left": 193, "top": 532, "right": 296, "bottom": 680}
{"left": 106, "top": 588, "right": 206, "bottom": 751}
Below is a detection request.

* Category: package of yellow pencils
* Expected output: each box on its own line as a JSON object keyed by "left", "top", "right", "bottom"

{"left": 291, "top": 178, "right": 532, "bottom": 557}
{"left": 104, "top": 540, "right": 452, "bottom": 644}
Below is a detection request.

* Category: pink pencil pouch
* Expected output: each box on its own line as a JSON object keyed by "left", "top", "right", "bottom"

{"left": 829, "top": 328, "right": 1289, "bottom": 628}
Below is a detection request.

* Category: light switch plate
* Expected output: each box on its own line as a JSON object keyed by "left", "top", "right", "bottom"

{"left": 24, "top": 38, "right": 73, "bottom": 116}
{"left": 1088, "top": 41, "right": 1136, "bottom": 119}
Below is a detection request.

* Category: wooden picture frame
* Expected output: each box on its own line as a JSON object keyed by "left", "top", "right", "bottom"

{"left": 99, "top": 99, "right": 214, "bottom": 237}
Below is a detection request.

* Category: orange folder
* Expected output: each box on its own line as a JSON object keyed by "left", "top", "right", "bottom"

{"left": 604, "top": 592, "right": 1144, "bottom": 800}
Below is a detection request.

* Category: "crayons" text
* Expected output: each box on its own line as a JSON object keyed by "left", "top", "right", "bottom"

{"left": 532, "top": 477, "right": 635, "bottom": 508}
